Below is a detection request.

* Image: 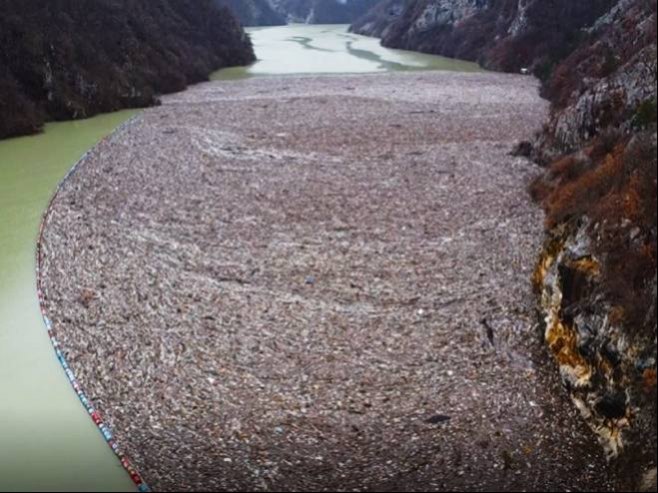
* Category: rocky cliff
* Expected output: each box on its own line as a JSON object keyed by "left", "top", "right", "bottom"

{"left": 347, "top": 0, "right": 405, "bottom": 38}
{"left": 352, "top": 0, "right": 617, "bottom": 74}
{"left": 529, "top": 3, "right": 656, "bottom": 488}
{"left": 217, "top": 0, "right": 285, "bottom": 26}
{"left": 0, "top": 0, "right": 255, "bottom": 140}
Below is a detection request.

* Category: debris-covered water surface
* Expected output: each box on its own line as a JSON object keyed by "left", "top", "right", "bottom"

{"left": 40, "top": 72, "right": 616, "bottom": 491}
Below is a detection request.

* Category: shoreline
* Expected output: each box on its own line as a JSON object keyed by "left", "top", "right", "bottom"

{"left": 35, "top": 116, "right": 150, "bottom": 493}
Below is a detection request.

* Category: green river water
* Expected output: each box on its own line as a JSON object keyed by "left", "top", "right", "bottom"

{"left": 0, "top": 25, "right": 479, "bottom": 491}
{"left": 0, "top": 112, "right": 138, "bottom": 492}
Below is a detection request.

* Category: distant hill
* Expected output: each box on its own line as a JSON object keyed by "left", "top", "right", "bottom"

{"left": 352, "top": 0, "right": 618, "bottom": 74}
{"left": 270, "top": 0, "right": 381, "bottom": 24}
{"left": 217, "top": 0, "right": 285, "bottom": 26}
{"left": 217, "top": 0, "right": 383, "bottom": 27}
{"left": 0, "top": 0, "right": 255, "bottom": 139}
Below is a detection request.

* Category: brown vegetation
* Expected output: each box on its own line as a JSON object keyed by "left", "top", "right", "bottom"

{"left": 533, "top": 130, "right": 657, "bottom": 335}
{"left": 525, "top": 0, "right": 657, "bottom": 345}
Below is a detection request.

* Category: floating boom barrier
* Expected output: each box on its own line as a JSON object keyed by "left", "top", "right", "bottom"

{"left": 35, "top": 117, "right": 150, "bottom": 493}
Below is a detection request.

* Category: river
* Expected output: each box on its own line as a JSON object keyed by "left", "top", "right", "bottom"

{"left": 212, "top": 24, "right": 480, "bottom": 80}
{"left": 0, "top": 112, "right": 138, "bottom": 492}
{"left": 0, "top": 25, "right": 479, "bottom": 491}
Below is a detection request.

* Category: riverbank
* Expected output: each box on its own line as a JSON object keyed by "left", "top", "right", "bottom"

{"left": 38, "top": 71, "right": 615, "bottom": 491}
{"left": 0, "top": 112, "right": 137, "bottom": 492}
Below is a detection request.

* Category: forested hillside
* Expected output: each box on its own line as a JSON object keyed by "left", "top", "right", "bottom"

{"left": 0, "top": 0, "right": 255, "bottom": 139}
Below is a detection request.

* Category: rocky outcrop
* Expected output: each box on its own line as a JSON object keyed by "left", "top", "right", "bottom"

{"left": 0, "top": 0, "right": 255, "bottom": 140}
{"left": 217, "top": 0, "right": 286, "bottom": 26}
{"left": 352, "top": 0, "right": 617, "bottom": 74}
{"left": 352, "top": 0, "right": 495, "bottom": 59}
{"left": 270, "top": 0, "right": 381, "bottom": 24}
{"left": 538, "top": 0, "right": 657, "bottom": 158}
{"left": 534, "top": 206, "right": 657, "bottom": 463}
{"left": 533, "top": 197, "right": 657, "bottom": 487}
{"left": 529, "top": 1, "right": 657, "bottom": 488}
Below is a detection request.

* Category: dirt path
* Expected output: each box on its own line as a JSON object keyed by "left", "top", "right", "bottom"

{"left": 40, "top": 72, "right": 615, "bottom": 491}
